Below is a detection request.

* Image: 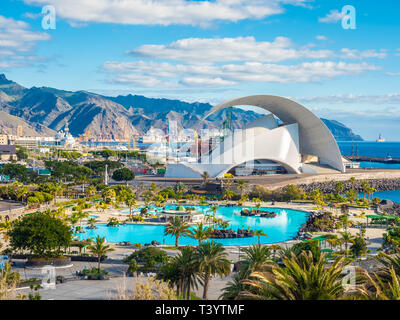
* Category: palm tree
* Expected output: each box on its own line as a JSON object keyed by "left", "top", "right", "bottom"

{"left": 240, "top": 251, "right": 349, "bottom": 300}
{"left": 174, "top": 182, "right": 187, "bottom": 197}
{"left": 172, "top": 247, "right": 199, "bottom": 300}
{"left": 327, "top": 238, "right": 339, "bottom": 251}
{"left": 189, "top": 222, "right": 213, "bottom": 246}
{"left": 209, "top": 206, "right": 218, "bottom": 216}
{"left": 339, "top": 213, "right": 350, "bottom": 230}
{"left": 361, "top": 181, "right": 370, "bottom": 200}
{"left": 157, "top": 260, "right": 182, "bottom": 294}
{"left": 218, "top": 220, "right": 230, "bottom": 230}
{"left": 334, "top": 182, "right": 344, "bottom": 198}
{"left": 253, "top": 229, "right": 268, "bottom": 245}
{"left": 68, "top": 213, "right": 80, "bottom": 234}
{"left": 102, "top": 188, "right": 116, "bottom": 202}
{"left": 239, "top": 244, "right": 273, "bottom": 277}
{"left": 86, "top": 185, "right": 97, "bottom": 197}
{"left": 223, "top": 178, "right": 233, "bottom": 190}
{"left": 220, "top": 273, "right": 246, "bottom": 300}
{"left": 0, "top": 218, "right": 12, "bottom": 242}
{"left": 349, "top": 176, "right": 356, "bottom": 190}
{"left": 196, "top": 241, "right": 231, "bottom": 300}
{"left": 16, "top": 185, "right": 28, "bottom": 203}
{"left": 340, "top": 231, "right": 354, "bottom": 255}
{"left": 87, "top": 236, "right": 114, "bottom": 271}
{"left": 125, "top": 194, "right": 136, "bottom": 220}
{"left": 201, "top": 171, "right": 210, "bottom": 186}
{"left": 360, "top": 267, "right": 400, "bottom": 300}
{"left": 87, "top": 217, "right": 97, "bottom": 229}
{"left": 366, "top": 187, "right": 377, "bottom": 202}
{"left": 375, "top": 249, "right": 400, "bottom": 279}
{"left": 268, "top": 244, "right": 282, "bottom": 260}
{"left": 255, "top": 201, "right": 262, "bottom": 211}
{"left": 236, "top": 180, "right": 249, "bottom": 197}
{"left": 164, "top": 216, "right": 191, "bottom": 247}
{"left": 222, "top": 189, "right": 234, "bottom": 201}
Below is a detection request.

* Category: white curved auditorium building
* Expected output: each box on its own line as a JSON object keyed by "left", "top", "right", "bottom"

{"left": 165, "top": 95, "right": 345, "bottom": 178}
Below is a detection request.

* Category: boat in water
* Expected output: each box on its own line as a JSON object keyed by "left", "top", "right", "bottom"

{"left": 376, "top": 134, "right": 386, "bottom": 142}
{"left": 385, "top": 154, "right": 393, "bottom": 161}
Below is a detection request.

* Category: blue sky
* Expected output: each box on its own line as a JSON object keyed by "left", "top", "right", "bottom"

{"left": 1, "top": 0, "right": 400, "bottom": 140}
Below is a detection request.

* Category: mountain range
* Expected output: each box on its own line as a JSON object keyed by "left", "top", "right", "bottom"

{"left": 0, "top": 74, "right": 363, "bottom": 141}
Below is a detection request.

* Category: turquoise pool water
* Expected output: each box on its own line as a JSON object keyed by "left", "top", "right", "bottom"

{"left": 373, "top": 190, "right": 400, "bottom": 203}
{"left": 77, "top": 205, "right": 310, "bottom": 246}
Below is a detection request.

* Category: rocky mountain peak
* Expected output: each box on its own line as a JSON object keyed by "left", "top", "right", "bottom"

{"left": 0, "top": 74, "right": 11, "bottom": 84}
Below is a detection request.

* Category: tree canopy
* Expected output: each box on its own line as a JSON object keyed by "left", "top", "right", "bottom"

{"left": 8, "top": 212, "right": 72, "bottom": 257}
{"left": 112, "top": 168, "right": 135, "bottom": 183}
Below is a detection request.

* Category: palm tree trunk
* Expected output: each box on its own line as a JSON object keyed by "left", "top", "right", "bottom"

{"left": 176, "top": 236, "right": 179, "bottom": 248}
{"left": 203, "top": 273, "right": 210, "bottom": 300}
{"left": 98, "top": 256, "right": 101, "bottom": 272}
{"left": 182, "top": 280, "right": 188, "bottom": 300}
{"left": 186, "top": 279, "right": 191, "bottom": 300}
{"left": 177, "top": 280, "right": 183, "bottom": 297}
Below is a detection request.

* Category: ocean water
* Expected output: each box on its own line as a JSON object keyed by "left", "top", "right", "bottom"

{"left": 338, "top": 141, "right": 400, "bottom": 158}
{"left": 78, "top": 205, "right": 309, "bottom": 246}
{"left": 358, "top": 162, "right": 400, "bottom": 169}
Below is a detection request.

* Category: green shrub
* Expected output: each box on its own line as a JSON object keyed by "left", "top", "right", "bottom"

{"left": 123, "top": 247, "right": 168, "bottom": 269}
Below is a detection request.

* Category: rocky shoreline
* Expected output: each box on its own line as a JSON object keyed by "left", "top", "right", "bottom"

{"left": 240, "top": 209, "right": 277, "bottom": 217}
{"left": 295, "top": 211, "right": 338, "bottom": 240}
{"left": 297, "top": 178, "right": 400, "bottom": 194}
{"left": 210, "top": 229, "right": 254, "bottom": 239}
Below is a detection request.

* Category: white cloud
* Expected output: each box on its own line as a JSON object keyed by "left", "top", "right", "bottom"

{"left": 102, "top": 60, "right": 379, "bottom": 87}
{"left": 296, "top": 93, "right": 400, "bottom": 105}
{"left": 340, "top": 48, "right": 387, "bottom": 59}
{"left": 318, "top": 9, "right": 344, "bottom": 23}
{"left": 128, "top": 37, "right": 389, "bottom": 65}
{"left": 23, "top": 0, "right": 311, "bottom": 27}
{"left": 387, "top": 72, "right": 400, "bottom": 76}
{"left": 0, "top": 15, "right": 50, "bottom": 69}
{"left": 128, "top": 36, "right": 334, "bottom": 63}
{"left": 0, "top": 61, "right": 26, "bottom": 69}
{"left": 104, "top": 35, "right": 387, "bottom": 89}
{"left": 316, "top": 35, "right": 327, "bottom": 41}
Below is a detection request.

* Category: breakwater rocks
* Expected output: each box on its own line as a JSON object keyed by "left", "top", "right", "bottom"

{"left": 297, "top": 212, "right": 337, "bottom": 235}
{"left": 297, "top": 178, "right": 400, "bottom": 194}
{"left": 210, "top": 229, "right": 254, "bottom": 239}
{"left": 378, "top": 199, "right": 400, "bottom": 215}
{"left": 240, "top": 209, "right": 277, "bottom": 217}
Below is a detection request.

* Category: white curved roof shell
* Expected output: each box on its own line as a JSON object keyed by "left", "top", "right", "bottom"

{"left": 205, "top": 95, "right": 345, "bottom": 173}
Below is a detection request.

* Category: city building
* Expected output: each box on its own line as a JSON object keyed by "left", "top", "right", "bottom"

{"left": 14, "top": 137, "right": 38, "bottom": 149}
{"left": 165, "top": 95, "right": 345, "bottom": 178}
{"left": 0, "top": 145, "right": 18, "bottom": 161}
{"left": 17, "top": 125, "right": 23, "bottom": 137}
{"left": 55, "top": 123, "right": 77, "bottom": 149}
{"left": 0, "top": 134, "right": 8, "bottom": 145}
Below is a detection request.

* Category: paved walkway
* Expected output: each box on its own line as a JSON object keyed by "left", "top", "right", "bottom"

{"left": 16, "top": 273, "right": 233, "bottom": 300}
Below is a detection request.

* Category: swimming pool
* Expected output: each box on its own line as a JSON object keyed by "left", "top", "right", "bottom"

{"left": 77, "top": 205, "right": 310, "bottom": 246}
